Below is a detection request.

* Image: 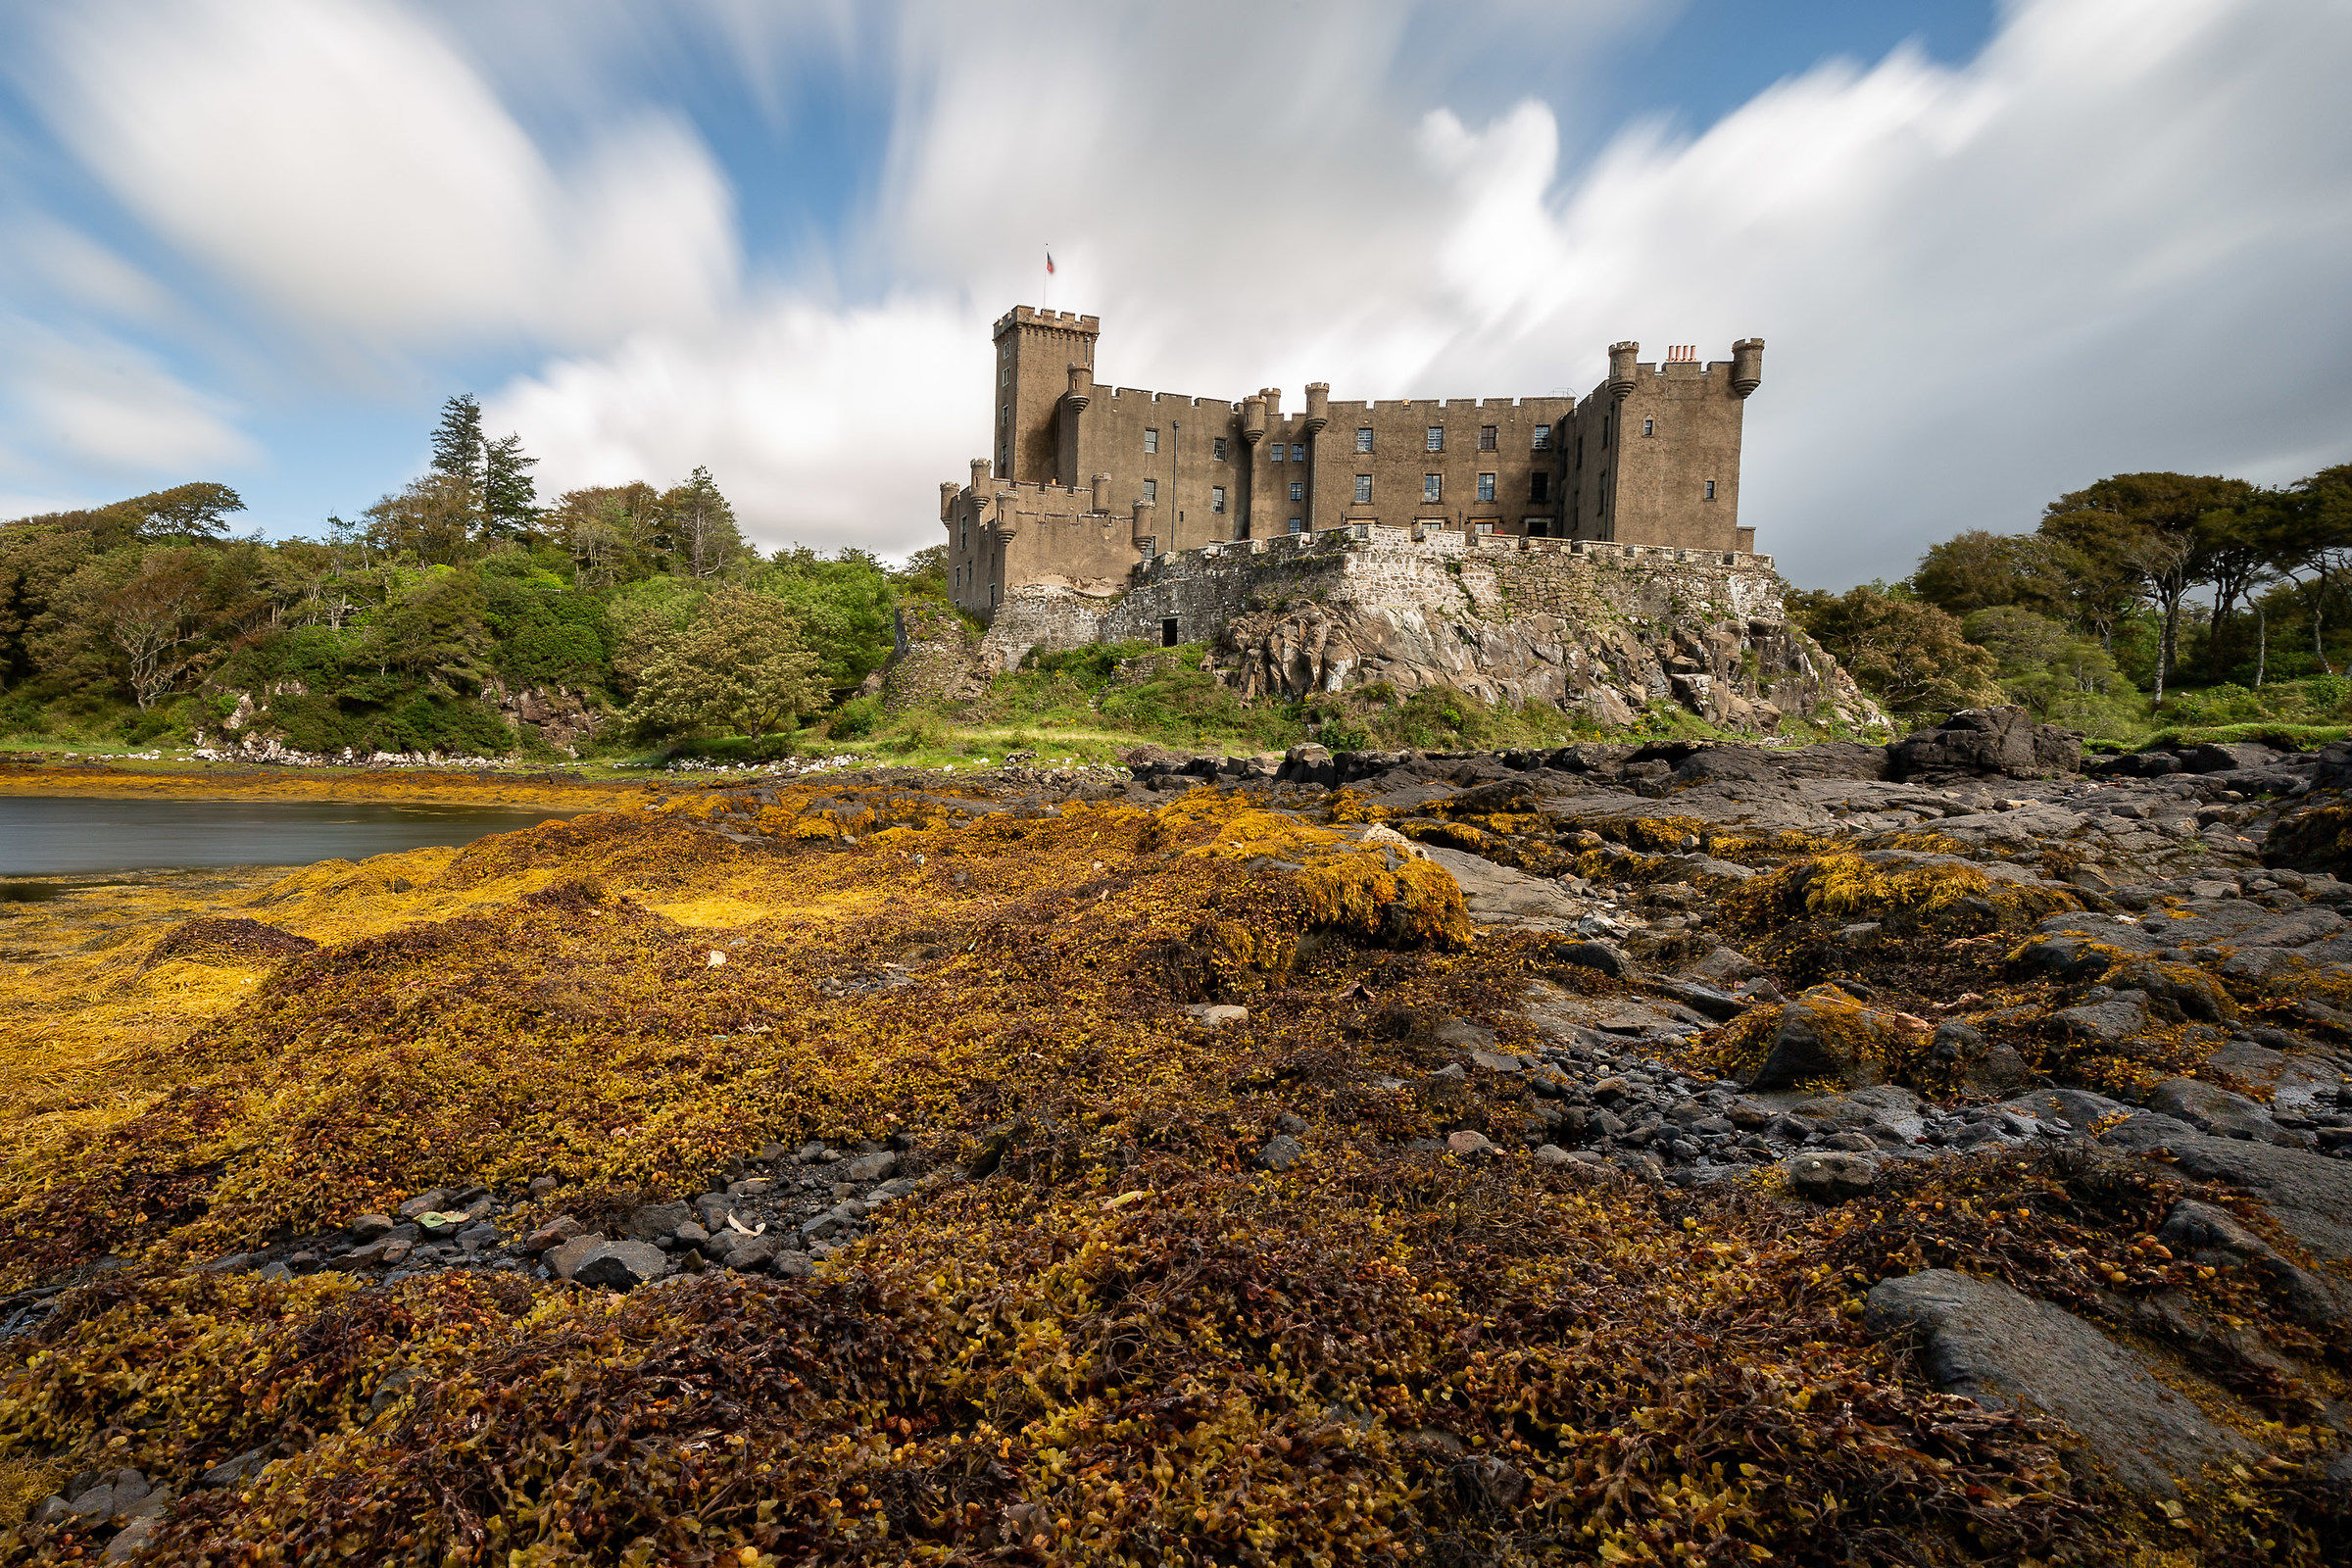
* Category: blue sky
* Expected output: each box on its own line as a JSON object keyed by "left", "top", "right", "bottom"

{"left": 2, "top": 0, "right": 2346, "bottom": 587}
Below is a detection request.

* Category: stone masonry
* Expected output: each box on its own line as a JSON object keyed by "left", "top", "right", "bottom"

{"left": 944, "top": 308, "right": 1763, "bottom": 626}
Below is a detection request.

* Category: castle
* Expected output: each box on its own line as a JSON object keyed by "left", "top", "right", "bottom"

{"left": 942, "top": 306, "right": 1764, "bottom": 623}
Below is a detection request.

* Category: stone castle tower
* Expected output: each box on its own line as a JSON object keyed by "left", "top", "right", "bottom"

{"left": 943, "top": 307, "right": 1762, "bottom": 623}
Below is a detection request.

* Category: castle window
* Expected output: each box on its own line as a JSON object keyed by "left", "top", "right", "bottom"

{"left": 1426, "top": 426, "right": 1444, "bottom": 452}
{"left": 1477, "top": 472, "right": 1496, "bottom": 503}
{"left": 1476, "top": 521, "right": 1494, "bottom": 536}
{"left": 1642, "top": 418, "right": 1654, "bottom": 437}
{"left": 1533, "top": 425, "right": 1552, "bottom": 450}
{"left": 1423, "top": 473, "right": 1443, "bottom": 503}
{"left": 1704, "top": 479, "right": 1717, "bottom": 501}
{"left": 1291, "top": 443, "right": 1304, "bottom": 463}
{"left": 1144, "top": 428, "right": 1159, "bottom": 454}
{"left": 1530, "top": 472, "right": 1550, "bottom": 503}
{"left": 1288, "top": 517, "right": 1303, "bottom": 534}
{"left": 1355, "top": 427, "right": 1373, "bottom": 453}
{"left": 1270, "top": 444, "right": 1283, "bottom": 463}
{"left": 1161, "top": 617, "right": 1181, "bottom": 648}
{"left": 1479, "top": 424, "right": 1496, "bottom": 451}
{"left": 1211, "top": 486, "right": 1227, "bottom": 514}
{"left": 1353, "top": 474, "right": 1372, "bottom": 504}
{"left": 1574, "top": 435, "right": 1583, "bottom": 466}
{"left": 1289, "top": 480, "right": 1303, "bottom": 503}
{"left": 1143, "top": 479, "right": 1157, "bottom": 503}
{"left": 1602, "top": 416, "right": 1611, "bottom": 449}
{"left": 1213, "top": 437, "right": 1227, "bottom": 462}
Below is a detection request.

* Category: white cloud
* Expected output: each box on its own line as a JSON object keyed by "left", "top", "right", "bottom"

{"left": 0, "top": 324, "right": 257, "bottom": 474}
{"left": 25, "top": 0, "right": 738, "bottom": 352}
{"left": 478, "top": 0, "right": 2352, "bottom": 581}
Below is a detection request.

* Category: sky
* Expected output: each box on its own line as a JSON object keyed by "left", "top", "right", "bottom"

{"left": 1, "top": 0, "right": 2347, "bottom": 589}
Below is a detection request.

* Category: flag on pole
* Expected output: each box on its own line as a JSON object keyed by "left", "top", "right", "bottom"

{"left": 1046, "top": 249, "right": 1055, "bottom": 274}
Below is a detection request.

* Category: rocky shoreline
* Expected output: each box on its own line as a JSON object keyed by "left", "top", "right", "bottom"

{"left": 5, "top": 707, "right": 2350, "bottom": 1563}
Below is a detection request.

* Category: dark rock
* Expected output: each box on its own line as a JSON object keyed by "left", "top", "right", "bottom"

{"left": 1784, "top": 1150, "right": 1879, "bottom": 1200}
{"left": 2102, "top": 1112, "right": 2352, "bottom": 1265}
{"left": 1864, "top": 1268, "right": 2252, "bottom": 1497}
{"left": 2051, "top": 992, "right": 2151, "bottom": 1047}
{"left": 547, "top": 1233, "right": 609, "bottom": 1281}
{"left": 199, "top": 1450, "right": 268, "bottom": 1490}
{"left": 624, "top": 1201, "right": 692, "bottom": 1242}
{"left": 347, "top": 1212, "right": 397, "bottom": 1242}
{"left": 1256, "top": 1134, "right": 1307, "bottom": 1171}
{"left": 1886, "top": 707, "right": 2082, "bottom": 780}
{"left": 1549, "top": 940, "right": 1629, "bottom": 977}
{"left": 2157, "top": 1199, "right": 2347, "bottom": 1328}
{"left": 522, "top": 1215, "right": 583, "bottom": 1252}
{"left": 570, "top": 1239, "right": 670, "bottom": 1290}
{"left": 2146, "top": 1078, "right": 2304, "bottom": 1147}
{"left": 396, "top": 1190, "right": 451, "bottom": 1219}
{"left": 838, "top": 1150, "right": 902, "bottom": 1184}
{"left": 1747, "top": 987, "right": 1909, "bottom": 1091}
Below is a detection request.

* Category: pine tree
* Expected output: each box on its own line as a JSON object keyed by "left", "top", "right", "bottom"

{"left": 482, "top": 432, "right": 540, "bottom": 539}
{"left": 429, "top": 395, "right": 486, "bottom": 491}
{"left": 663, "top": 465, "right": 747, "bottom": 579}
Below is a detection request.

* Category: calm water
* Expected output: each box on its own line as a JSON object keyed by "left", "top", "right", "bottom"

{"left": 0, "top": 796, "right": 577, "bottom": 877}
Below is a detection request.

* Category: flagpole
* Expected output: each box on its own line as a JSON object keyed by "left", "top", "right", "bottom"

{"left": 1043, "top": 244, "right": 1052, "bottom": 312}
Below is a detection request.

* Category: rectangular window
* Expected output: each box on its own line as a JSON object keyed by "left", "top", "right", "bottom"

{"left": 1426, "top": 426, "right": 1445, "bottom": 452}
{"left": 1143, "top": 478, "right": 1157, "bottom": 503}
{"left": 1212, "top": 436, "right": 1227, "bottom": 462}
{"left": 1288, "top": 517, "right": 1303, "bottom": 534}
{"left": 1704, "top": 479, "right": 1717, "bottom": 501}
{"left": 1533, "top": 425, "right": 1552, "bottom": 450}
{"left": 1290, "top": 443, "right": 1303, "bottom": 463}
{"left": 1144, "top": 428, "right": 1159, "bottom": 454}
{"left": 1602, "top": 416, "right": 1611, "bottom": 449}
{"left": 1269, "top": 444, "right": 1283, "bottom": 463}
{"left": 1475, "top": 521, "right": 1494, "bottom": 536}
{"left": 1161, "top": 617, "right": 1180, "bottom": 648}
{"left": 1211, "top": 486, "right": 1227, "bottom": 514}
{"left": 1354, "top": 427, "right": 1374, "bottom": 453}
{"left": 1289, "top": 479, "right": 1303, "bottom": 502}
{"left": 1574, "top": 435, "right": 1584, "bottom": 466}
{"left": 1477, "top": 472, "right": 1496, "bottom": 502}
{"left": 1529, "top": 472, "right": 1550, "bottom": 503}
{"left": 1479, "top": 424, "right": 1496, "bottom": 451}
{"left": 1642, "top": 417, "right": 1654, "bottom": 436}
{"left": 1353, "top": 474, "right": 1372, "bottom": 504}
{"left": 1423, "top": 473, "right": 1443, "bottom": 503}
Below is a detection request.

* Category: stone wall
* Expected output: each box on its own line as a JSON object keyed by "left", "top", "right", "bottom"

{"left": 974, "top": 527, "right": 1880, "bottom": 733}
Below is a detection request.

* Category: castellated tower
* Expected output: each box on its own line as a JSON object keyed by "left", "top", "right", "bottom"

{"left": 993, "top": 307, "right": 1100, "bottom": 486}
{"left": 941, "top": 307, "right": 1764, "bottom": 625}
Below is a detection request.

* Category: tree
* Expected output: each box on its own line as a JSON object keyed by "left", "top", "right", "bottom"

{"left": 1788, "top": 584, "right": 1999, "bottom": 721}
{"left": 2038, "top": 472, "right": 2256, "bottom": 703}
{"left": 130, "top": 481, "right": 246, "bottom": 541}
{"left": 748, "top": 546, "right": 895, "bottom": 690}
{"left": 663, "top": 466, "right": 747, "bottom": 580}
{"left": 1909, "top": 529, "right": 2066, "bottom": 618}
{"left": 430, "top": 395, "right": 486, "bottom": 491}
{"left": 365, "top": 473, "right": 481, "bottom": 566}
{"left": 2034, "top": 507, "right": 2152, "bottom": 654}
{"left": 548, "top": 483, "right": 666, "bottom": 586}
{"left": 55, "top": 546, "right": 254, "bottom": 709}
{"left": 1962, "top": 606, "right": 2135, "bottom": 735}
{"left": 363, "top": 568, "right": 492, "bottom": 691}
{"left": 482, "top": 432, "right": 539, "bottom": 539}
{"left": 2270, "top": 464, "right": 2352, "bottom": 675}
{"left": 626, "top": 588, "right": 823, "bottom": 736}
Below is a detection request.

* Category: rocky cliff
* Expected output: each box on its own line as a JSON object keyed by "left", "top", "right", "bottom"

{"left": 982, "top": 528, "right": 1884, "bottom": 734}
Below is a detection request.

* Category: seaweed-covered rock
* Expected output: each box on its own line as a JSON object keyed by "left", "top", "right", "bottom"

{"left": 1864, "top": 1268, "right": 2253, "bottom": 1497}
{"left": 1746, "top": 987, "right": 1916, "bottom": 1091}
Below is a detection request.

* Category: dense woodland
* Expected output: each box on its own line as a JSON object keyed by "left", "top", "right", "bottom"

{"left": 0, "top": 398, "right": 938, "bottom": 757}
{"left": 2, "top": 394, "right": 2346, "bottom": 757}
{"left": 1791, "top": 463, "right": 2352, "bottom": 738}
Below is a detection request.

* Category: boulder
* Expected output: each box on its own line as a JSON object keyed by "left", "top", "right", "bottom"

{"left": 1746, "top": 987, "right": 1913, "bottom": 1091}
{"left": 569, "top": 1240, "right": 670, "bottom": 1290}
{"left": 547, "top": 1233, "right": 609, "bottom": 1281}
{"left": 2157, "top": 1199, "right": 2347, "bottom": 1329}
{"left": 623, "top": 1201, "right": 692, "bottom": 1242}
{"left": 1886, "top": 707, "right": 2082, "bottom": 780}
{"left": 1783, "top": 1150, "right": 1880, "bottom": 1201}
{"left": 2101, "top": 1112, "right": 2352, "bottom": 1265}
{"left": 1256, "top": 1133, "right": 1306, "bottom": 1172}
{"left": 1864, "top": 1269, "right": 2252, "bottom": 1497}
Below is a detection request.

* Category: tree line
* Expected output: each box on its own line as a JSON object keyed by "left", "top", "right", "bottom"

{"left": 1791, "top": 463, "right": 2352, "bottom": 734}
{"left": 0, "top": 397, "right": 948, "bottom": 755}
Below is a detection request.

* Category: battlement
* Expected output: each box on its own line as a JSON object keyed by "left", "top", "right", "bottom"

{"left": 996, "top": 306, "right": 1100, "bottom": 336}
{"left": 1102, "top": 387, "right": 1242, "bottom": 411}
{"left": 960, "top": 476, "right": 1105, "bottom": 510}
{"left": 1324, "top": 395, "right": 1577, "bottom": 416}
{"left": 1134, "top": 524, "right": 1773, "bottom": 577}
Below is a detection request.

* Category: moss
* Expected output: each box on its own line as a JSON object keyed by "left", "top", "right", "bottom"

{"left": 1730, "top": 853, "right": 2080, "bottom": 937}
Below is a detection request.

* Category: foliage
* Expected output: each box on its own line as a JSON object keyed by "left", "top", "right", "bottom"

{"left": 748, "top": 547, "right": 896, "bottom": 691}
{"left": 1960, "top": 606, "right": 2140, "bottom": 736}
{"left": 626, "top": 588, "right": 826, "bottom": 737}
{"left": 1788, "top": 584, "right": 1999, "bottom": 720}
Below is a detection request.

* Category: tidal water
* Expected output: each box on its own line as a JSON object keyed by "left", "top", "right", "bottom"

{"left": 0, "top": 795, "right": 575, "bottom": 878}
